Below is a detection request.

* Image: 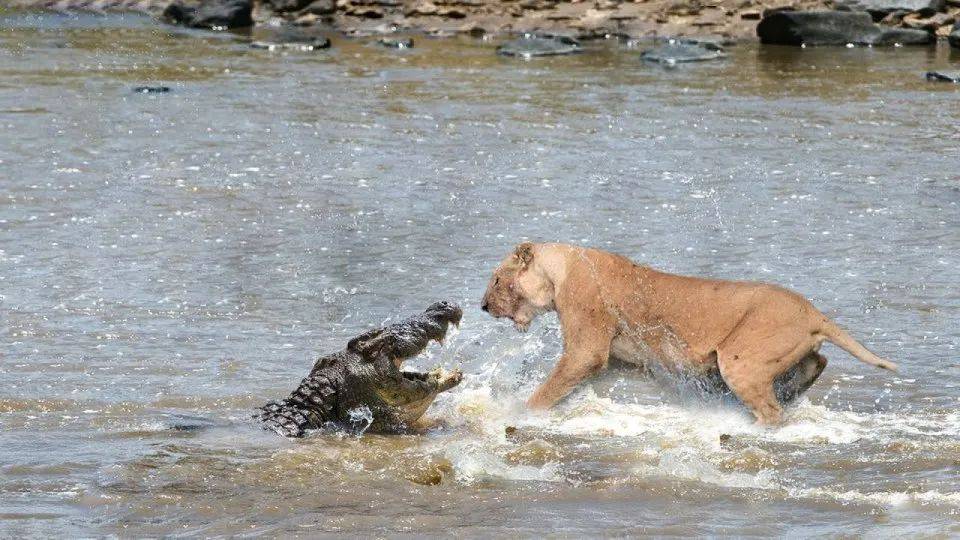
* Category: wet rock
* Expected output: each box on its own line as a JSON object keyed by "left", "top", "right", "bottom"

{"left": 951, "top": 23, "right": 960, "bottom": 47}
{"left": 872, "top": 25, "right": 937, "bottom": 44}
{"left": 459, "top": 22, "right": 488, "bottom": 37}
{"left": 164, "top": 413, "right": 219, "bottom": 431}
{"left": 666, "top": 0, "right": 703, "bottom": 17}
{"left": 925, "top": 70, "right": 960, "bottom": 82}
{"left": 378, "top": 37, "right": 414, "bottom": 48}
{"left": 259, "top": 0, "right": 314, "bottom": 12}
{"left": 425, "top": 28, "right": 457, "bottom": 38}
{"left": 345, "top": 5, "right": 385, "bottom": 18}
{"left": 543, "top": 2, "right": 585, "bottom": 20}
{"left": 901, "top": 11, "right": 954, "bottom": 30}
{"left": 133, "top": 85, "right": 171, "bottom": 93}
{"left": 251, "top": 36, "right": 332, "bottom": 50}
{"left": 692, "top": 8, "right": 728, "bottom": 27}
{"left": 406, "top": 0, "right": 438, "bottom": 16}
{"left": 756, "top": 10, "right": 934, "bottom": 46}
{"left": 641, "top": 38, "right": 726, "bottom": 63}
{"left": 292, "top": 13, "right": 321, "bottom": 24}
{"left": 301, "top": 0, "right": 336, "bottom": 15}
{"left": 935, "top": 20, "right": 955, "bottom": 36}
{"left": 496, "top": 34, "right": 582, "bottom": 57}
{"left": 833, "top": 0, "right": 945, "bottom": 20}
{"left": 520, "top": 0, "right": 559, "bottom": 10}
{"left": 436, "top": 6, "right": 468, "bottom": 18}
{"left": 161, "top": 0, "right": 254, "bottom": 29}
{"left": 15, "top": 0, "right": 170, "bottom": 13}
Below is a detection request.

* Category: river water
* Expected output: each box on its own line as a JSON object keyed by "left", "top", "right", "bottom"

{"left": 1, "top": 9, "right": 959, "bottom": 537}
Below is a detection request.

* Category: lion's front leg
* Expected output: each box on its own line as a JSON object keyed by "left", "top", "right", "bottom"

{"left": 527, "top": 293, "right": 615, "bottom": 410}
{"left": 527, "top": 349, "right": 609, "bottom": 409}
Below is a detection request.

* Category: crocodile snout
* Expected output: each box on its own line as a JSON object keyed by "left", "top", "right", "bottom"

{"left": 424, "top": 301, "right": 463, "bottom": 328}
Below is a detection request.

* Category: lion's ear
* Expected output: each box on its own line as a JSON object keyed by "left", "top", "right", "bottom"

{"left": 514, "top": 242, "right": 535, "bottom": 268}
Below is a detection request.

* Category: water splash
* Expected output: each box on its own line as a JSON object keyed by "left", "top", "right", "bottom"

{"left": 346, "top": 406, "right": 374, "bottom": 435}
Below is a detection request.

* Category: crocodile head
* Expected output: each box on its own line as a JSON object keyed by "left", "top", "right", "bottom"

{"left": 258, "top": 301, "right": 464, "bottom": 437}
{"left": 347, "top": 301, "right": 463, "bottom": 368}
{"left": 348, "top": 301, "right": 464, "bottom": 428}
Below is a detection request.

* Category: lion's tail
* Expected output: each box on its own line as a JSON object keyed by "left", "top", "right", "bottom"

{"left": 820, "top": 321, "right": 898, "bottom": 372}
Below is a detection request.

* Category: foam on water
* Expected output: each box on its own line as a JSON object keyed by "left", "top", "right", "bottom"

{"left": 440, "top": 439, "right": 563, "bottom": 484}
{"left": 421, "top": 340, "right": 960, "bottom": 507}
{"left": 789, "top": 488, "right": 960, "bottom": 508}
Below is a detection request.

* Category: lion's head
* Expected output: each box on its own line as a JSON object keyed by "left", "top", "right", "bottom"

{"left": 480, "top": 242, "right": 554, "bottom": 332}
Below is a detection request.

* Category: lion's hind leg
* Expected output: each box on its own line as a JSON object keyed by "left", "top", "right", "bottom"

{"left": 716, "top": 335, "right": 813, "bottom": 425}
{"left": 774, "top": 351, "right": 827, "bottom": 405}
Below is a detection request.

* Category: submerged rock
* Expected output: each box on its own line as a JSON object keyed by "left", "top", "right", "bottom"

{"left": 496, "top": 34, "right": 582, "bottom": 58}
{"left": 925, "top": 71, "right": 960, "bottom": 83}
{"left": 163, "top": 413, "right": 220, "bottom": 432}
{"left": 161, "top": 0, "right": 254, "bottom": 30}
{"left": 133, "top": 85, "right": 171, "bottom": 93}
{"left": 641, "top": 39, "right": 726, "bottom": 64}
{"left": 756, "top": 10, "right": 934, "bottom": 46}
{"left": 378, "top": 37, "right": 414, "bottom": 49}
{"left": 251, "top": 36, "right": 331, "bottom": 50}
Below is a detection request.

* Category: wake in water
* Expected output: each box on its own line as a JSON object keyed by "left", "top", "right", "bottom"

{"left": 395, "top": 323, "right": 960, "bottom": 509}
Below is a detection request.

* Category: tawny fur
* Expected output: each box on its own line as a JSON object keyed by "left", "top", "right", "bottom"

{"left": 480, "top": 242, "right": 896, "bottom": 425}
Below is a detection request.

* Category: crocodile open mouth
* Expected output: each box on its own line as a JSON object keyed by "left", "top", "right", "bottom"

{"left": 386, "top": 301, "right": 463, "bottom": 363}
{"left": 394, "top": 302, "right": 462, "bottom": 377}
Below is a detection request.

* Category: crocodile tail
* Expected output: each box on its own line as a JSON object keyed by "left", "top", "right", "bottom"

{"left": 257, "top": 374, "right": 337, "bottom": 438}
{"left": 257, "top": 400, "right": 311, "bottom": 438}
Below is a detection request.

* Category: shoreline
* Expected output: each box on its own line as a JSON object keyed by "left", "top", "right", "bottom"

{"left": 8, "top": 0, "right": 960, "bottom": 42}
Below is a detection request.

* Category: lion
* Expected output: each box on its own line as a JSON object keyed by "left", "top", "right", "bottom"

{"left": 480, "top": 242, "right": 897, "bottom": 425}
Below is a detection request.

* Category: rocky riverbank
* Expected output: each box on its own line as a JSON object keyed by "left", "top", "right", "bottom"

{"left": 8, "top": 0, "right": 960, "bottom": 42}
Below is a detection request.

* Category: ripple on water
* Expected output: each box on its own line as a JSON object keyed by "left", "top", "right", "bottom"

{"left": 2, "top": 9, "right": 959, "bottom": 536}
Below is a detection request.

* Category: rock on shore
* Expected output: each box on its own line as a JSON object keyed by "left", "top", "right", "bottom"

{"left": 757, "top": 10, "right": 934, "bottom": 45}
{"left": 7, "top": 0, "right": 960, "bottom": 42}
{"left": 161, "top": 0, "right": 253, "bottom": 28}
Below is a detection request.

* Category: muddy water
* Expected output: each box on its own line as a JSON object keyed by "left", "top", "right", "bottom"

{"left": 1, "top": 9, "right": 959, "bottom": 536}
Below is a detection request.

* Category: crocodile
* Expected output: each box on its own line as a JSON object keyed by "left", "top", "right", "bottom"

{"left": 256, "top": 301, "right": 464, "bottom": 437}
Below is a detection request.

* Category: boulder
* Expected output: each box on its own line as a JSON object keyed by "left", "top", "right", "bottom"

{"left": 641, "top": 38, "right": 726, "bottom": 64}
{"left": 833, "top": 0, "right": 945, "bottom": 20}
{"left": 301, "top": 0, "right": 336, "bottom": 15}
{"left": 161, "top": 0, "right": 254, "bottom": 29}
{"left": 756, "top": 10, "right": 934, "bottom": 46}
{"left": 951, "top": 23, "right": 960, "bottom": 47}
{"left": 496, "top": 34, "right": 582, "bottom": 57}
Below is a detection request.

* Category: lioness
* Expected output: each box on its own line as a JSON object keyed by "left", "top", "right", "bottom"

{"left": 480, "top": 242, "right": 896, "bottom": 424}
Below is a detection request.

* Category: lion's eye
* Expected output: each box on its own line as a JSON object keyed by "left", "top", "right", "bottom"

{"left": 494, "top": 277, "right": 500, "bottom": 286}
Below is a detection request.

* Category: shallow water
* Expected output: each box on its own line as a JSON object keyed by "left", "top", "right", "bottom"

{"left": 1, "top": 9, "right": 959, "bottom": 537}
